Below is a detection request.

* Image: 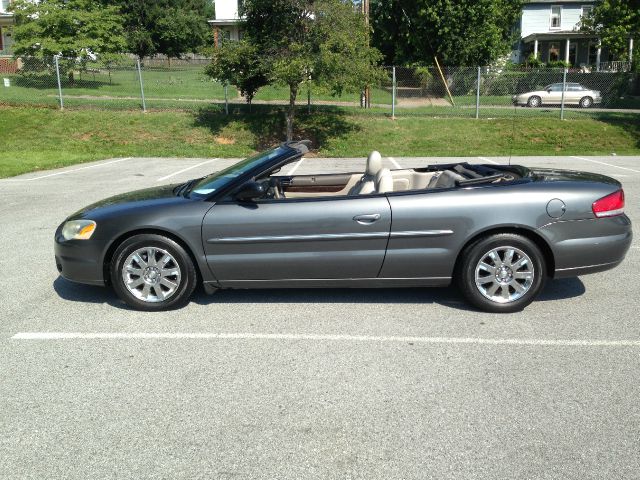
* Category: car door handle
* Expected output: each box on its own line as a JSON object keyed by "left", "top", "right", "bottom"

{"left": 353, "top": 213, "right": 381, "bottom": 224}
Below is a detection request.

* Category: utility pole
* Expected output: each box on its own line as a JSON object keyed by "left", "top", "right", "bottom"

{"left": 362, "top": 0, "right": 371, "bottom": 108}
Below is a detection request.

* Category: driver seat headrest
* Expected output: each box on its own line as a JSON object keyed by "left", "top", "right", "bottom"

{"left": 365, "top": 151, "right": 383, "bottom": 176}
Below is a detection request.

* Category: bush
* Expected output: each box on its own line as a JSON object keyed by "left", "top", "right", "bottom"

{"left": 482, "top": 72, "right": 527, "bottom": 95}
{"left": 547, "top": 60, "right": 571, "bottom": 69}
{"left": 525, "top": 54, "right": 543, "bottom": 68}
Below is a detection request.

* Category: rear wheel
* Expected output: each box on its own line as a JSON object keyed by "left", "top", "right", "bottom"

{"left": 111, "top": 234, "right": 197, "bottom": 311}
{"left": 579, "top": 96, "right": 593, "bottom": 108}
{"left": 457, "top": 234, "right": 546, "bottom": 313}
{"left": 527, "top": 95, "right": 542, "bottom": 108}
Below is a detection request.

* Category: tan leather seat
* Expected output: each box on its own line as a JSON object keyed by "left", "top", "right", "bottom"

{"left": 376, "top": 168, "right": 393, "bottom": 193}
{"left": 349, "top": 151, "right": 383, "bottom": 195}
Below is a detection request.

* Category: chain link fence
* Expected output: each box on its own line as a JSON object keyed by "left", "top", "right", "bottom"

{"left": 375, "top": 66, "right": 640, "bottom": 119}
{"left": 1, "top": 56, "right": 638, "bottom": 118}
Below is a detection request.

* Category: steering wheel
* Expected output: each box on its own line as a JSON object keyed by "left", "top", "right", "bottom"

{"left": 268, "top": 177, "right": 285, "bottom": 199}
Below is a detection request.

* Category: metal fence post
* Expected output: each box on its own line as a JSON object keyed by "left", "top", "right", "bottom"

{"left": 391, "top": 66, "right": 396, "bottom": 119}
{"left": 475, "top": 66, "right": 481, "bottom": 119}
{"left": 224, "top": 83, "right": 229, "bottom": 115}
{"left": 560, "top": 67, "right": 567, "bottom": 120}
{"left": 136, "top": 58, "right": 147, "bottom": 112}
{"left": 54, "top": 55, "right": 64, "bottom": 110}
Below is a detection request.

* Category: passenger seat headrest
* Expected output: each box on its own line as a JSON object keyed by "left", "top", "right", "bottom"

{"left": 366, "top": 151, "right": 382, "bottom": 176}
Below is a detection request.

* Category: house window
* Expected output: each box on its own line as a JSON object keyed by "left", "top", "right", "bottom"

{"left": 549, "top": 42, "right": 560, "bottom": 61}
{"left": 550, "top": 6, "right": 562, "bottom": 29}
{"left": 581, "top": 5, "right": 593, "bottom": 18}
{"left": 0, "top": 29, "right": 4, "bottom": 51}
{"left": 588, "top": 42, "right": 599, "bottom": 65}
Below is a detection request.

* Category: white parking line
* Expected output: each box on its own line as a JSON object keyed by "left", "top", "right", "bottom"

{"left": 11, "top": 332, "right": 640, "bottom": 347}
{"left": 8, "top": 157, "right": 131, "bottom": 181}
{"left": 387, "top": 157, "right": 403, "bottom": 169}
{"left": 477, "top": 156, "right": 500, "bottom": 165}
{"left": 157, "top": 159, "right": 218, "bottom": 182}
{"left": 571, "top": 156, "right": 640, "bottom": 174}
{"left": 285, "top": 158, "right": 305, "bottom": 176}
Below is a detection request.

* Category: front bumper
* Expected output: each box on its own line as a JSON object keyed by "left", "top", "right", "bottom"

{"left": 54, "top": 224, "right": 106, "bottom": 286}
{"left": 538, "top": 215, "right": 632, "bottom": 278}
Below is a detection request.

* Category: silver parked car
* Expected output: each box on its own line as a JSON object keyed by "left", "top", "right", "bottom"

{"left": 55, "top": 142, "right": 631, "bottom": 313}
{"left": 513, "top": 83, "right": 602, "bottom": 108}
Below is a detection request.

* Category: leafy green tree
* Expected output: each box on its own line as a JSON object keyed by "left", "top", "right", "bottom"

{"left": 102, "top": 0, "right": 214, "bottom": 59}
{"left": 581, "top": 0, "right": 639, "bottom": 66}
{"left": 223, "top": 0, "right": 382, "bottom": 141}
{"left": 371, "top": 0, "right": 523, "bottom": 66}
{"left": 11, "top": 0, "right": 126, "bottom": 61}
{"left": 205, "top": 40, "right": 268, "bottom": 108}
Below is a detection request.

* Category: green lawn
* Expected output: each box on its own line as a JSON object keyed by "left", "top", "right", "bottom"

{"left": 0, "top": 64, "right": 390, "bottom": 109}
{"left": 0, "top": 65, "right": 226, "bottom": 109}
{"left": 0, "top": 105, "right": 638, "bottom": 178}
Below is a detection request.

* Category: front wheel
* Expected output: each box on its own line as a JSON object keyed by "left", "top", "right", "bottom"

{"left": 111, "top": 234, "right": 197, "bottom": 311}
{"left": 579, "top": 96, "right": 593, "bottom": 108}
{"left": 527, "top": 95, "right": 542, "bottom": 108}
{"left": 457, "top": 234, "right": 546, "bottom": 313}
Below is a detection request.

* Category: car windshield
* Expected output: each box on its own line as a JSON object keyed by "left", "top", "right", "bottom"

{"left": 187, "top": 147, "right": 289, "bottom": 198}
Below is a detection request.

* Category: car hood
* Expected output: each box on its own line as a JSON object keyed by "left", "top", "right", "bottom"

{"left": 69, "top": 183, "right": 190, "bottom": 219}
{"left": 517, "top": 90, "right": 544, "bottom": 97}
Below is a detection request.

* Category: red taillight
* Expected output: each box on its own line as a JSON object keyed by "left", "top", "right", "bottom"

{"left": 592, "top": 189, "right": 625, "bottom": 218}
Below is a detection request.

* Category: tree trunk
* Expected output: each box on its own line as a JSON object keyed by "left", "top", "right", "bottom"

{"left": 286, "top": 84, "right": 298, "bottom": 142}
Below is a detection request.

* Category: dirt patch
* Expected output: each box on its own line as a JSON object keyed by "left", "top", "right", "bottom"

{"left": 215, "top": 136, "right": 236, "bottom": 145}
{"left": 73, "top": 132, "right": 94, "bottom": 141}
{"left": 396, "top": 97, "right": 450, "bottom": 107}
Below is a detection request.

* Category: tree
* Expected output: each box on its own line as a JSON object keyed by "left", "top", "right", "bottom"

{"left": 205, "top": 40, "right": 268, "bottom": 108}
{"left": 370, "top": 0, "right": 523, "bottom": 66}
{"left": 101, "top": 0, "right": 214, "bottom": 59}
{"left": 11, "top": 0, "right": 127, "bottom": 62}
{"left": 581, "top": 0, "right": 639, "bottom": 66}
{"left": 220, "top": 0, "right": 382, "bottom": 141}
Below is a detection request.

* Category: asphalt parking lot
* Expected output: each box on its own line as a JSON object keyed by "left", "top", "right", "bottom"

{"left": 1, "top": 154, "right": 639, "bottom": 479}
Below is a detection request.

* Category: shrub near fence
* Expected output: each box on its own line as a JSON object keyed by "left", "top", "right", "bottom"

{"left": 1, "top": 57, "right": 638, "bottom": 117}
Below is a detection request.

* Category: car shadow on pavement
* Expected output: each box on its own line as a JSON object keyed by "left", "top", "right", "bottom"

{"left": 537, "top": 277, "right": 586, "bottom": 302}
{"left": 53, "top": 277, "right": 124, "bottom": 308}
{"left": 191, "top": 277, "right": 586, "bottom": 310}
{"left": 53, "top": 276, "right": 585, "bottom": 311}
{"left": 192, "top": 285, "right": 473, "bottom": 310}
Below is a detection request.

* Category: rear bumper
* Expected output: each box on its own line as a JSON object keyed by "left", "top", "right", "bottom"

{"left": 54, "top": 225, "right": 106, "bottom": 287}
{"left": 538, "top": 215, "right": 632, "bottom": 278}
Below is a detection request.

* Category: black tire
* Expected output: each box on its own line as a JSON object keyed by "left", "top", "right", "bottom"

{"left": 579, "top": 96, "right": 593, "bottom": 108}
{"left": 457, "top": 233, "right": 546, "bottom": 313}
{"left": 527, "top": 95, "right": 542, "bottom": 108}
{"left": 111, "top": 234, "right": 197, "bottom": 311}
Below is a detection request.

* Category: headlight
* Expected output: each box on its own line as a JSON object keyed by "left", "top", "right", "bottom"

{"left": 61, "top": 220, "right": 97, "bottom": 240}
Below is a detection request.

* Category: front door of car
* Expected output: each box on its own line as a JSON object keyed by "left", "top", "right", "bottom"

{"left": 546, "top": 84, "right": 564, "bottom": 103}
{"left": 202, "top": 196, "right": 391, "bottom": 285}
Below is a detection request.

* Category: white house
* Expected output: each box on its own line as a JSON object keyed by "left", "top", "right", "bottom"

{"left": 0, "top": 0, "right": 14, "bottom": 57}
{"left": 514, "top": 0, "right": 634, "bottom": 70}
{"left": 209, "top": 0, "right": 244, "bottom": 46}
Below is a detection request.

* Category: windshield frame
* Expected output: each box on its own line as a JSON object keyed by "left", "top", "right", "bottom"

{"left": 186, "top": 145, "right": 302, "bottom": 200}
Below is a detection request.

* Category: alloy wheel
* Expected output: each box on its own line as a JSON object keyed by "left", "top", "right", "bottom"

{"left": 121, "top": 246, "right": 182, "bottom": 303}
{"left": 474, "top": 246, "right": 534, "bottom": 304}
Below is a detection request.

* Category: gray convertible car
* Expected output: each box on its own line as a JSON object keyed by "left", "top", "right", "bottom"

{"left": 55, "top": 141, "right": 631, "bottom": 313}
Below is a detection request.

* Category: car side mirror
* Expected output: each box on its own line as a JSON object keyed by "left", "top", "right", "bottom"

{"left": 545, "top": 88, "right": 552, "bottom": 93}
{"left": 235, "top": 181, "right": 266, "bottom": 202}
